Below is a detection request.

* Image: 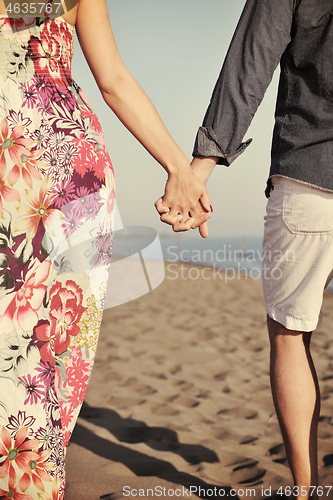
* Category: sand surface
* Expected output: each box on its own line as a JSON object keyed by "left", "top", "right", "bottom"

{"left": 65, "top": 263, "right": 333, "bottom": 500}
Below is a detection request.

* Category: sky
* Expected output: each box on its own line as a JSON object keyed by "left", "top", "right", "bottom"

{"left": 71, "top": 0, "right": 281, "bottom": 238}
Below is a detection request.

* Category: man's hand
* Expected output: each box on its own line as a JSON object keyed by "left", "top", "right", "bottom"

{"left": 155, "top": 164, "right": 212, "bottom": 236}
{"left": 190, "top": 156, "right": 218, "bottom": 237}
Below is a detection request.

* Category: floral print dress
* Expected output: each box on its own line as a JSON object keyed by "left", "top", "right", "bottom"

{"left": 0, "top": 12, "right": 115, "bottom": 500}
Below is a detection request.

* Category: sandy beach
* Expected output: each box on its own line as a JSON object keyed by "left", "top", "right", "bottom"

{"left": 65, "top": 262, "right": 333, "bottom": 500}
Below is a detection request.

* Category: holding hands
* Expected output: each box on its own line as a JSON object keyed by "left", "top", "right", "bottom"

{"left": 155, "top": 156, "right": 218, "bottom": 238}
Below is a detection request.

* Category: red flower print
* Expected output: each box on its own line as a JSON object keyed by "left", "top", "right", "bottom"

{"left": 7, "top": 149, "right": 45, "bottom": 188}
{"left": 30, "top": 23, "right": 69, "bottom": 87}
{"left": 0, "top": 170, "right": 20, "bottom": 218}
{"left": 49, "top": 19, "right": 73, "bottom": 78}
{"left": 50, "top": 280, "right": 85, "bottom": 345}
{"left": 71, "top": 143, "right": 95, "bottom": 177}
{"left": 0, "top": 426, "right": 39, "bottom": 480}
{"left": 66, "top": 386, "right": 86, "bottom": 411}
{"left": 35, "top": 322, "right": 56, "bottom": 367}
{"left": 69, "top": 346, "right": 80, "bottom": 361}
{"left": 15, "top": 179, "right": 62, "bottom": 240}
{"left": 1, "top": 259, "right": 51, "bottom": 333}
{"left": 0, "top": 17, "right": 34, "bottom": 44}
{"left": 37, "top": 477, "right": 62, "bottom": 500}
{"left": 66, "top": 357, "right": 90, "bottom": 388}
{"left": 62, "top": 431, "right": 71, "bottom": 450}
{"left": 80, "top": 104, "right": 102, "bottom": 135}
{"left": 0, "top": 119, "right": 33, "bottom": 177}
{"left": 18, "top": 448, "right": 54, "bottom": 492}
{"left": 93, "top": 149, "right": 110, "bottom": 181}
{"left": 52, "top": 20, "right": 73, "bottom": 56}
{"left": 36, "top": 281, "right": 86, "bottom": 363}
{"left": 58, "top": 405, "right": 73, "bottom": 429}
{"left": 0, "top": 466, "right": 33, "bottom": 499}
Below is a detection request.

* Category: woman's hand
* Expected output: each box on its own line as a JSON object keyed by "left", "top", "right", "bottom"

{"left": 155, "top": 165, "right": 212, "bottom": 236}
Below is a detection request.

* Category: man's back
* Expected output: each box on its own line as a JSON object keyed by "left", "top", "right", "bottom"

{"left": 272, "top": 0, "right": 333, "bottom": 187}
{"left": 193, "top": 0, "right": 333, "bottom": 191}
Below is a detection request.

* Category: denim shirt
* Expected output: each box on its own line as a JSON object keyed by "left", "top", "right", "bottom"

{"left": 193, "top": 0, "right": 333, "bottom": 193}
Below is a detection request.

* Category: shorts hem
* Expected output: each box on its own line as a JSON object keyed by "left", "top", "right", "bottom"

{"left": 265, "top": 305, "right": 321, "bottom": 332}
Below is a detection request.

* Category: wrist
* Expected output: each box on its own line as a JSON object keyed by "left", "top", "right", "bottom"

{"left": 164, "top": 158, "right": 193, "bottom": 176}
{"left": 191, "top": 156, "right": 218, "bottom": 183}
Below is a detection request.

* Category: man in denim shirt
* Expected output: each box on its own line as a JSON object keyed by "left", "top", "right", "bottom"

{"left": 190, "top": 0, "right": 333, "bottom": 495}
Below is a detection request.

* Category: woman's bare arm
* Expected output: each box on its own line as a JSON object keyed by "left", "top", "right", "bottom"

{"left": 75, "top": 0, "right": 211, "bottom": 231}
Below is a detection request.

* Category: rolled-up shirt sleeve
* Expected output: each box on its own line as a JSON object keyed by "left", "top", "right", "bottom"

{"left": 193, "top": 0, "right": 295, "bottom": 165}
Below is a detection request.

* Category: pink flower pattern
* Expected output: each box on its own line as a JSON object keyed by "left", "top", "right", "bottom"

{"left": 0, "top": 15, "right": 114, "bottom": 500}
{"left": 18, "top": 375, "right": 45, "bottom": 405}
{"left": 1, "top": 259, "right": 51, "bottom": 333}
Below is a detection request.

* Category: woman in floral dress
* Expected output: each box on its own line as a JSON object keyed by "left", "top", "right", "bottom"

{"left": 0, "top": 0, "right": 211, "bottom": 498}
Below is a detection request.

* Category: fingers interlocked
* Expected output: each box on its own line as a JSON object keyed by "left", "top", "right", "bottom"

{"left": 155, "top": 197, "right": 211, "bottom": 233}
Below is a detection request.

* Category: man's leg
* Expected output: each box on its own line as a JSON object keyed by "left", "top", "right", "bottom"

{"left": 267, "top": 315, "right": 320, "bottom": 499}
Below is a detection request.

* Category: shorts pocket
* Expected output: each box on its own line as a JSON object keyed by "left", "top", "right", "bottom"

{"left": 282, "top": 185, "right": 333, "bottom": 234}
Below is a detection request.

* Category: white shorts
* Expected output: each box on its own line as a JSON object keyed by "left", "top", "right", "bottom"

{"left": 262, "top": 176, "right": 333, "bottom": 332}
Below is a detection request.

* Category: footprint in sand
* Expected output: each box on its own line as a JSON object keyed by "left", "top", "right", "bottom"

{"left": 132, "top": 385, "right": 157, "bottom": 396}
{"left": 214, "top": 371, "right": 229, "bottom": 381}
{"left": 101, "top": 370, "right": 123, "bottom": 383}
{"left": 151, "top": 404, "right": 180, "bottom": 416}
{"left": 319, "top": 415, "right": 332, "bottom": 424}
{"left": 318, "top": 429, "right": 333, "bottom": 439}
{"left": 196, "top": 390, "right": 210, "bottom": 399}
{"left": 173, "top": 380, "right": 195, "bottom": 391}
{"left": 120, "top": 377, "right": 157, "bottom": 396}
{"left": 100, "top": 494, "right": 121, "bottom": 500}
{"left": 167, "top": 395, "right": 200, "bottom": 408}
{"left": 169, "top": 364, "right": 182, "bottom": 375}
{"left": 143, "top": 371, "right": 167, "bottom": 380}
{"left": 267, "top": 443, "right": 287, "bottom": 465}
{"left": 107, "top": 396, "right": 146, "bottom": 409}
{"left": 217, "top": 407, "right": 258, "bottom": 420}
{"left": 229, "top": 458, "right": 266, "bottom": 484}
{"left": 240, "top": 435, "right": 259, "bottom": 445}
{"left": 211, "top": 427, "right": 243, "bottom": 442}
